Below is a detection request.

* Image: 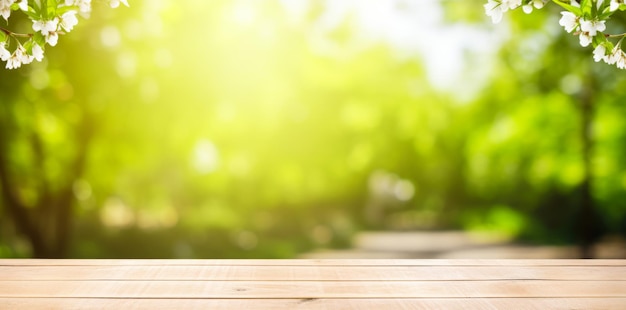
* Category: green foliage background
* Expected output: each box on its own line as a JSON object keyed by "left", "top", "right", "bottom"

{"left": 0, "top": 1, "right": 624, "bottom": 258}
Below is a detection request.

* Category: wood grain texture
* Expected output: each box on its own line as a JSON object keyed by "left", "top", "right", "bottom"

{"left": 0, "top": 259, "right": 624, "bottom": 309}
{"left": 1, "top": 265, "right": 624, "bottom": 281}
{"left": 1, "top": 280, "right": 625, "bottom": 298}
{"left": 2, "top": 298, "right": 626, "bottom": 310}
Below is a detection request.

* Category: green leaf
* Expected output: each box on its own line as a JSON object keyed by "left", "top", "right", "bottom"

{"left": 553, "top": 0, "right": 583, "bottom": 15}
{"left": 592, "top": 33, "right": 607, "bottom": 46}
{"left": 580, "top": 0, "right": 593, "bottom": 16}
{"left": 46, "top": 0, "right": 57, "bottom": 17}
{"left": 22, "top": 10, "right": 40, "bottom": 20}
{"left": 30, "top": 1, "right": 40, "bottom": 12}
{"left": 23, "top": 39, "right": 33, "bottom": 53}
{"left": 0, "top": 32, "right": 6, "bottom": 42}
{"left": 598, "top": 11, "right": 613, "bottom": 20}
{"left": 33, "top": 32, "right": 46, "bottom": 46}
{"left": 46, "top": 0, "right": 58, "bottom": 9}
{"left": 41, "top": 0, "right": 47, "bottom": 18}
{"left": 56, "top": 5, "right": 78, "bottom": 15}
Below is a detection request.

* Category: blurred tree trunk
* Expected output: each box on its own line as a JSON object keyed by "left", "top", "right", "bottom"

{"left": 579, "top": 73, "right": 596, "bottom": 259}
{"left": 0, "top": 116, "right": 92, "bottom": 258}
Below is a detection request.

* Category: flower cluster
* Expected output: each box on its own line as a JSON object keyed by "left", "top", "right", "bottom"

{"left": 1, "top": 0, "right": 27, "bottom": 21}
{"left": 0, "top": 0, "right": 128, "bottom": 69}
{"left": 484, "top": 0, "right": 548, "bottom": 23}
{"left": 484, "top": 0, "right": 626, "bottom": 70}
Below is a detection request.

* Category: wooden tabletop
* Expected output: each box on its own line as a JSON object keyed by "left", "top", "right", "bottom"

{"left": 1, "top": 259, "right": 625, "bottom": 309}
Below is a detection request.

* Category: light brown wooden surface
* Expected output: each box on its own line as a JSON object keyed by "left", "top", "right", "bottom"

{"left": 0, "top": 259, "right": 624, "bottom": 309}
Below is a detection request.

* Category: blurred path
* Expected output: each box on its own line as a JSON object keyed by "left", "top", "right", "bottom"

{"left": 299, "top": 231, "right": 626, "bottom": 259}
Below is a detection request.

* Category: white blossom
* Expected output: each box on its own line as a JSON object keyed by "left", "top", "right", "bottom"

{"left": 0, "top": 0, "right": 14, "bottom": 21}
{"left": 484, "top": 0, "right": 625, "bottom": 70}
{"left": 523, "top": 0, "right": 546, "bottom": 14}
{"left": 65, "top": 0, "right": 91, "bottom": 13}
{"left": 0, "top": 0, "right": 126, "bottom": 68}
{"left": 559, "top": 11, "right": 579, "bottom": 33}
{"left": 0, "top": 0, "right": 27, "bottom": 20}
{"left": 0, "top": 41, "right": 43, "bottom": 69}
{"left": 579, "top": 32, "right": 592, "bottom": 47}
{"left": 0, "top": 42, "right": 10, "bottom": 61}
{"left": 31, "top": 43, "right": 44, "bottom": 62}
{"left": 593, "top": 44, "right": 607, "bottom": 62}
{"left": 46, "top": 32, "right": 59, "bottom": 46}
{"left": 60, "top": 11, "right": 79, "bottom": 32}
{"left": 610, "top": 0, "right": 624, "bottom": 11}
{"left": 109, "top": 0, "right": 128, "bottom": 8}
{"left": 577, "top": 19, "right": 606, "bottom": 47}
{"left": 33, "top": 18, "right": 60, "bottom": 46}
{"left": 6, "top": 45, "right": 30, "bottom": 69}
{"left": 606, "top": 46, "right": 622, "bottom": 64}
{"left": 580, "top": 19, "right": 606, "bottom": 36}
{"left": 33, "top": 18, "right": 59, "bottom": 36}
{"left": 617, "top": 52, "right": 626, "bottom": 69}
{"left": 6, "top": 53, "right": 21, "bottom": 69}
{"left": 19, "top": 48, "right": 33, "bottom": 65}
{"left": 484, "top": 0, "right": 506, "bottom": 24}
{"left": 17, "top": 0, "right": 27, "bottom": 11}
{"left": 504, "top": 0, "right": 522, "bottom": 9}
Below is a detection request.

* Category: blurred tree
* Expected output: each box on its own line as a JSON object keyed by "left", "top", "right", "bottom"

{"left": 0, "top": 1, "right": 125, "bottom": 257}
{"left": 452, "top": 1, "right": 626, "bottom": 257}
{"left": 0, "top": 66, "right": 94, "bottom": 257}
{"left": 0, "top": 0, "right": 624, "bottom": 259}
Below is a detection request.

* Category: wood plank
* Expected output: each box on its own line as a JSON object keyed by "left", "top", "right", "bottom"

{"left": 0, "top": 280, "right": 624, "bottom": 298}
{"left": 1, "top": 259, "right": 624, "bottom": 266}
{"left": 1, "top": 265, "right": 624, "bottom": 281}
{"left": 2, "top": 298, "right": 626, "bottom": 310}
